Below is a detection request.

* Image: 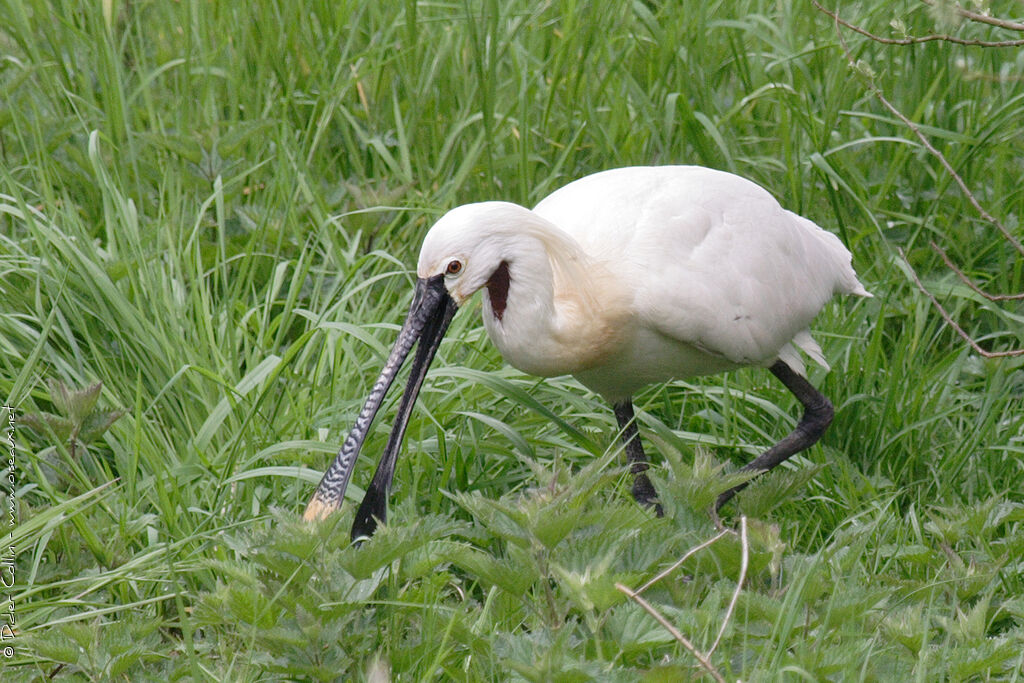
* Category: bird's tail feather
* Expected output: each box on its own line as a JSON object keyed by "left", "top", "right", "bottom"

{"left": 778, "top": 330, "right": 830, "bottom": 377}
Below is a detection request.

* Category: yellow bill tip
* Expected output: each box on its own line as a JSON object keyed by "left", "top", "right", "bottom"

{"left": 302, "top": 496, "right": 337, "bottom": 522}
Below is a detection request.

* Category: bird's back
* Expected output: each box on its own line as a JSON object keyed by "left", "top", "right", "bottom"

{"left": 533, "top": 166, "right": 869, "bottom": 375}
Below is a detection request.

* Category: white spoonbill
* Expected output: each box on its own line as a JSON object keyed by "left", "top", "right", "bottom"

{"left": 304, "top": 166, "right": 871, "bottom": 539}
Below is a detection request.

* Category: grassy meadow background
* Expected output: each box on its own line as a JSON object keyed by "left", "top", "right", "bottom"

{"left": 2, "top": 0, "right": 1023, "bottom": 679}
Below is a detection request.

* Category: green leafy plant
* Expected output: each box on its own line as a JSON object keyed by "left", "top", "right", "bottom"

{"left": 2, "top": 0, "right": 1022, "bottom": 679}
{"left": 22, "top": 380, "right": 124, "bottom": 459}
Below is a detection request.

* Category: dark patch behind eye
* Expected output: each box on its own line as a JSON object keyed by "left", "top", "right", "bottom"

{"left": 486, "top": 261, "right": 510, "bottom": 321}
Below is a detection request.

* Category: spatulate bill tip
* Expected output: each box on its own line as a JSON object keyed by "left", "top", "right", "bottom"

{"left": 350, "top": 513, "right": 381, "bottom": 542}
{"left": 302, "top": 495, "right": 338, "bottom": 522}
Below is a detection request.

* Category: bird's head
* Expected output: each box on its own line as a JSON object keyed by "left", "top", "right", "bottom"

{"left": 417, "top": 201, "right": 532, "bottom": 306}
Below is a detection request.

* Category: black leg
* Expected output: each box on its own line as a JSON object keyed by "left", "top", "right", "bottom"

{"left": 613, "top": 400, "right": 664, "bottom": 516}
{"left": 714, "top": 360, "right": 834, "bottom": 514}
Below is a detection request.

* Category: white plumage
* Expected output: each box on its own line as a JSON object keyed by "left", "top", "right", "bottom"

{"left": 418, "top": 166, "right": 869, "bottom": 401}
{"left": 306, "top": 165, "right": 871, "bottom": 536}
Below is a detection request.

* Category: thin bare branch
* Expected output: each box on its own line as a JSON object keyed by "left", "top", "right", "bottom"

{"left": 921, "top": 0, "right": 1024, "bottom": 32}
{"left": 931, "top": 242, "right": 1024, "bottom": 301}
{"left": 900, "top": 248, "right": 1024, "bottom": 358}
{"left": 709, "top": 516, "right": 748, "bottom": 657}
{"left": 635, "top": 527, "right": 733, "bottom": 595}
{"left": 820, "top": 3, "right": 1024, "bottom": 256}
{"left": 621, "top": 519, "right": 752, "bottom": 681}
{"left": 815, "top": 1, "right": 1024, "bottom": 358}
{"left": 616, "top": 583, "right": 727, "bottom": 683}
{"left": 816, "top": 1, "right": 1024, "bottom": 358}
{"left": 811, "top": 0, "right": 1024, "bottom": 46}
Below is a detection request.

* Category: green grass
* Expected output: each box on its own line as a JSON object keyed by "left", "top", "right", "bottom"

{"left": 2, "top": 0, "right": 1023, "bottom": 679}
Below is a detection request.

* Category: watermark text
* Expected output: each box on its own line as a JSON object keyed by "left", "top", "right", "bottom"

{"left": 2, "top": 406, "right": 16, "bottom": 659}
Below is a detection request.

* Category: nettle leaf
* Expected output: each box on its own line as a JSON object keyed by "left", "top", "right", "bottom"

{"left": 79, "top": 408, "right": 126, "bottom": 443}
{"left": 957, "top": 592, "right": 994, "bottom": 643}
{"left": 21, "top": 411, "right": 74, "bottom": 442}
{"left": 880, "top": 606, "right": 929, "bottom": 655}
{"left": 203, "top": 558, "right": 263, "bottom": 592}
{"left": 443, "top": 542, "right": 534, "bottom": 595}
{"left": 23, "top": 626, "right": 82, "bottom": 666}
{"left": 71, "top": 381, "right": 103, "bottom": 424}
{"left": 450, "top": 490, "right": 535, "bottom": 547}
{"left": 225, "top": 581, "right": 280, "bottom": 629}
{"left": 49, "top": 379, "right": 103, "bottom": 425}
{"left": 736, "top": 589, "right": 786, "bottom": 626}
{"left": 47, "top": 378, "right": 75, "bottom": 419}
{"left": 947, "top": 637, "right": 1020, "bottom": 680}
{"left": 399, "top": 538, "right": 465, "bottom": 582}
{"left": 604, "top": 603, "right": 677, "bottom": 651}
{"left": 550, "top": 560, "right": 625, "bottom": 612}
{"left": 338, "top": 513, "right": 464, "bottom": 579}
{"left": 497, "top": 627, "right": 606, "bottom": 682}
{"left": 1002, "top": 596, "right": 1024, "bottom": 621}
{"left": 530, "top": 502, "right": 586, "bottom": 551}
{"left": 26, "top": 380, "right": 124, "bottom": 448}
{"left": 739, "top": 463, "right": 825, "bottom": 518}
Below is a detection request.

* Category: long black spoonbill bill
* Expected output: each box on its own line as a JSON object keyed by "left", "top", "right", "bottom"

{"left": 304, "top": 166, "right": 871, "bottom": 539}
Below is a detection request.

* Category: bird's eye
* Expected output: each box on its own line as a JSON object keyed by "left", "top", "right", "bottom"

{"left": 446, "top": 260, "right": 463, "bottom": 276}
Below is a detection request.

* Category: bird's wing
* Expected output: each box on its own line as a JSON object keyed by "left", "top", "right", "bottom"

{"left": 534, "top": 166, "right": 868, "bottom": 370}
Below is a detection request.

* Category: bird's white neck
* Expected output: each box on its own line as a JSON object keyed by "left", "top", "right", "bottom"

{"left": 480, "top": 212, "right": 629, "bottom": 377}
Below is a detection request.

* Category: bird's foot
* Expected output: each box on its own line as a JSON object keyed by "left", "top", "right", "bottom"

{"left": 710, "top": 486, "right": 745, "bottom": 531}
{"left": 631, "top": 474, "right": 664, "bottom": 517}
{"left": 709, "top": 504, "right": 726, "bottom": 531}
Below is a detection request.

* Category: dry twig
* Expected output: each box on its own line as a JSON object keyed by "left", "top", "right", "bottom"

{"left": 921, "top": 0, "right": 1024, "bottom": 32}
{"left": 615, "top": 583, "right": 727, "bottom": 682}
{"left": 931, "top": 242, "right": 1024, "bottom": 302}
{"left": 811, "top": 0, "right": 1024, "bottom": 46}
{"left": 812, "top": 1, "right": 1023, "bottom": 253}
{"left": 899, "top": 248, "right": 1024, "bottom": 358}
{"left": 709, "top": 517, "right": 748, "bottom": 656}
{"left": 814, "top": 0, "right": 1024, "bottom": 358}
{"left": 635, "top": 527, "right": 733, "bottom": 594}
{"left": 617, "top": 517, "right": 751, "bottom": 681}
